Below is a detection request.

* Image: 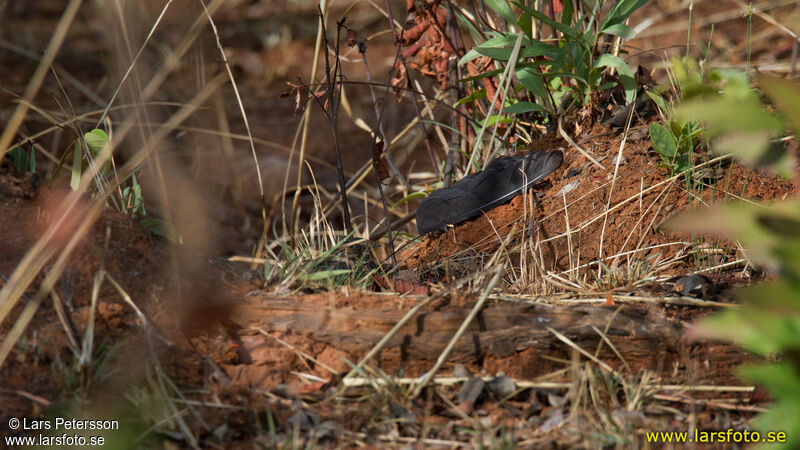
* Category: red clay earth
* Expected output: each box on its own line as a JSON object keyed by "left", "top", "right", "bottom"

{"left": 1, "top": 117, "right": 796, "bottom": 445}
{"left": 2, "top": 0, "right": 800, "bottom": 446}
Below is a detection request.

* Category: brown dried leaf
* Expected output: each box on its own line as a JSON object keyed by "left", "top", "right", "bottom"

{"left": 346, "top": 29, "right": 357, "bottom": 47}
{"left": 372, "top": 140, "right": 391, "bottom": 184}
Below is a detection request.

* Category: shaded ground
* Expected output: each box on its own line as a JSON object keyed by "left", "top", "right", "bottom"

{"left": 2, "top": 0, "right": 800, "bottom": 448}
{"left": 1, "top": 116, "right": 793, "bottom": 446}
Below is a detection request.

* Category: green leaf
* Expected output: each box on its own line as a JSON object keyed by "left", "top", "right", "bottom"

{"left": 484, "top": 0, "right": 517, "bottom": 26}
{"left": 591, "top": 54, "right": 636, "bottom": 103}
{"left": 602, "top": 23, "right": 636, "bottom": 39}
{"left": 560, "top": 0, "right": 574, "bottom": 27}
{"left": 513, "top": 2, "right": 580, "bottom": 39}
{"left": 738, "top": 362, "right": 800, "bottom": 450}
{"left": 300, "top": 269, "right": 352, "bottom": 282}
{"left": 140, "top": 218, "right": 180, "bottom": 242}
{"left": 473, "top": 38, "right": 562, "bottom": 62}
{"left": 459, "top": 33, "right": 517, "bottom": 65}
{"left": 677, "top": 96, "right": 783, "bottom": 137}
{"left": 83, "top": 129, "right": 108, "bottom": 155}
{"left": 479, "top": 114, "right": 513, "bottom": 127}
{"left": 503, "top": 101, "right": 545, "bottom": 114}
{"left": 664, "top": 198, "right": 800, "bottom": 270}
{"left": 28, "top": 147, "right": 35, "bottom": 172}
{"left": 8, "top": 146, "right": 26, "bottom": 172}
{"left": 601, "top": 0, "right": 649, "bottom": 31}
{"left": 473, "top": 46, "right": 516, "bottom": 62}
{"left": 70, "top": 139, "right": 82, "bottom": 191}
{"left": 759, "top": 74, "right": 800, "bottom": 136}
{"left": 669, "top": 120, "right": 683, "bottom": 139}
{"left": 696, "top": 297, "right": 800, "bottom": 356}
{"left": 454, "top": 89, "right": 488, "bottom": 106}
{"left": 518, "top": 12, "right": 532, "bottom": 38}
{"left": 517, "top": 68, "right": 552, "bottom": 109}
{"left": 649, "top": 123, "right": 677, "bottom": 158}
{"left": 714, "top": 132, "right": 794, "bottom": 178}
{"left": 392, "top": 191, "right": 428, "bottom": 209}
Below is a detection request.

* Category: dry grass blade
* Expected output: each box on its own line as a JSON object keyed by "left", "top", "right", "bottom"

{"left": 290, "top": 0, "right": 328, "bottom": 235}
{"left": 0, "top": 74, "right": 226, "bottom": 370}
{"left": 199, "top": 0, "right": 266, "bottom": 228}
{"left": 597, "top": 96, "right": 636, "bottom": 268}
{"left": 411, "top": 265, "right": 504, "bottom": 398}
{"left": 343, "top": 295, "right": 438, "bottom": 382}
{"left": 96, "top": 0, "right": 174, "bottom": 126}
{"left": 250, "top": 326, "right": 338, "bottom": 375}
{"left": 546, "top": 326, "right": 617, "bottom": 375}
{"left": 0, "top": 0, "right": 83, "bottom": 157}
{"left": 466, "top": 32, "right": 524, "bottom": 172}
{"left": 558, "top": 115, "right": 604, "bottom": 169}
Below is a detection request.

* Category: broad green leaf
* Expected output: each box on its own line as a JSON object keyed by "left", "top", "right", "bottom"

{"left": 664, "top": 198, "right": 800, "bottom": 269}
{"left": 697, "top": 286, "right": 800, "bottom": 356}
{"left": 458, "top": 33, "right": 518, "bottom": 65}
{"left": 649, "top": 123, "right": 677, "bottom": 158}
{"left": 741, "top": 362, "right": 800, "bottom": 396}
{"left": 602, "top": 23, "right": 635, "bottom": 39}
{"left": 485, "top": 0, "right": 517, "bottom": 25}
{"left": 595, "top": 81, "right": 617, "bottom": 91}
{"left": 715, "top": 132, "right": 794, "bottom": 178}
{"left": 738, "top": 362, "right": 800, "bottom": 450}
{"left": 140, "top": 218, "right": 180, "bottom": 242}
{"left": 518, "top": 12, "right": 532, "bottom": 38}
{"left": 677, "top": 96, "right": 783, "bottom": 137}
{"left": 560, "top": 0, "right": 574, "bottom": 27}
{"left": 84, "top": 129, "right": 108, "bottom": 155}
{"left": 503, "top": 101, "right": 546, "bottom": 114}
{"left": 669, "top": 120, "right": 683, "bottom": 139}
{"left": 517, "top": 68, "right": 550, "bottom": 101}
{"left": 473, "top": 39, "right": 562, "bottom": 62}
{"left": 479, "top": 114, "right": 514, "bottom": 127}
{"left": 759, "top": 74, "right": 800, "bottom": 136}
{"left": 591, "top": 54, "right": 636, "bottom": 103}
{"left": 473, "top": 46, "right": 516, "bottom": 62}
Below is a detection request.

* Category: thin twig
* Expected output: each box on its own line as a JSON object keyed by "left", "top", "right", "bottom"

{"left": 320, "top": 11, "right": 352, "bottom": 232}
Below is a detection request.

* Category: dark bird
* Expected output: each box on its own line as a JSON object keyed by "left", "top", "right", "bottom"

{"left": 416, "top": 150, "right": 563, "bottom": 234}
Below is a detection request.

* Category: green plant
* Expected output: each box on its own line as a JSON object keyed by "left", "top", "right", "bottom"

{"left": 648, "top": 120, "right": 701, "bottom": 176}
{"left": 646, "top": 58, "right": 706, "bottom": 177}
{"left": 266, "top": 228, "right": 380, "bottom": 291}
{"left": 7, "top": 145, "right": 35, "bottom": 172}
{"left": 677, "top": 70, "right": 789, "bottom": 176}
{"left": 120, "top": 173, "right": 146, "bottom": 217}
{"left": 51, "top": 338, "right": 121, "bottom": 399}
{"left": 459, "top": 0, "right": 646, "bottom": 119}
{"left": 667, "top": 74, "right": 800, "bottom": 449}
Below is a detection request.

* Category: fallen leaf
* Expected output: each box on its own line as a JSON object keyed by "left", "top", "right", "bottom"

{"left": 372, "top": 140, "right": 391, "bottom": 184}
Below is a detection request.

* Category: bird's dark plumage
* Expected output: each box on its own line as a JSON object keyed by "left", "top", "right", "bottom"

{"left": 416, "top": 150, "right": 563, "bottom": 234}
